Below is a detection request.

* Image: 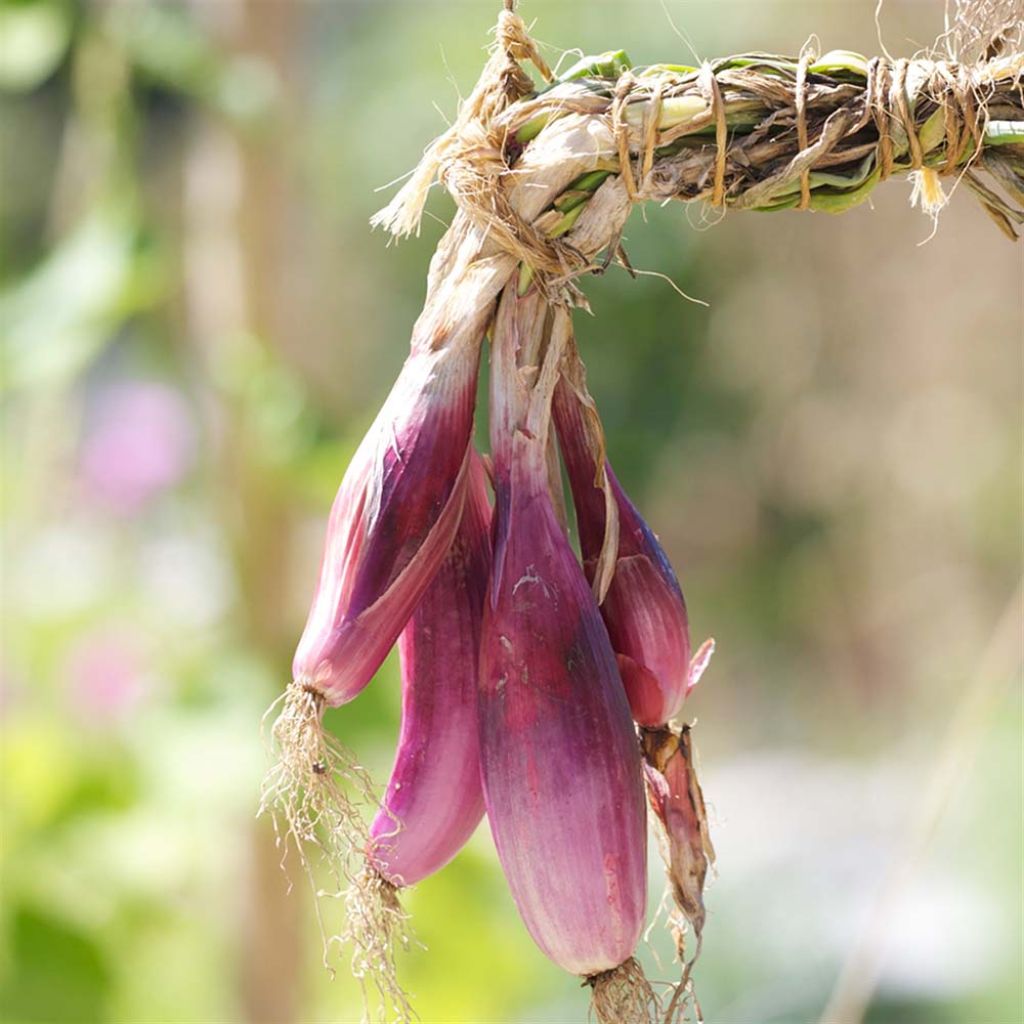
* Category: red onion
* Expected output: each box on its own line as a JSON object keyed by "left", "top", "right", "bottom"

{"left": 479, "top": 289, "right": 648, "bottom": 984}
{"left": 554, "top": 347, "right": 711, "bottom": 727}
{"left": 292, "top": 342, "right": 479, "bottom": 707}
{"left": 368, "top": 451, "right": 490, "bottom": 885}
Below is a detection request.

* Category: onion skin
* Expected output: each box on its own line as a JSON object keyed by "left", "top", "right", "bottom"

{"left": 480, "top": 289, "right": 647, "bottom": 977}
{"left": 292, "top": 343, "right": 479, "bottom": 706}
{"left": 554, "top": 374, "right": 692, "bottom": 727}
{"left": 641, "top": 725, "right": 715, "bottom": 947}
{"left": 368, "top": 453, "right": 491, "bottom": 886}
{"left": 602, "top": 469, "right": 692, "bottom": 727}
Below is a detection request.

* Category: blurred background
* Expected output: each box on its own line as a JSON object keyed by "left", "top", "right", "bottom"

{"left": 1, "top": 1, "right": 1021, "bottom": 1022}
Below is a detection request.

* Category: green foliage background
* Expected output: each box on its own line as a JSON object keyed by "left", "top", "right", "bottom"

{"left": 1, "top": 1, "right": 1020, "bottom": 1022}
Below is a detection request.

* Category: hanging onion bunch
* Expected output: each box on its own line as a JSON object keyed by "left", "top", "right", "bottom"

{"left": 262, "top": 2, "right": 1021, "bottom": 1020}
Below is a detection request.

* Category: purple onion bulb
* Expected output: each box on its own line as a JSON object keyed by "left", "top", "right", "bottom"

{"left": 479, "top": 290, "right": 647, "bottom": 977}
{"left": 293, "top": 342, "right": 480, "bottom": 706}
{"left": 368, "top": 452, "right": 491, "bottom": 886}
{"left": 554, "top": 367, "right": 693, "bottom": 727}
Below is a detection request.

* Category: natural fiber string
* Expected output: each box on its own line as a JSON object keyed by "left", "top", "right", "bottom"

{"left": 496, "top": 7, "right": 553, "bottom": 86}
{"left": 641, "top": 82, "right": 664, "bottom": 186}
{"left": 795, "top": 50, "right": 812, "bottom": 209}
{"left": 956, "top": 62, "right": 985, "bottom": 158}
{"left": 611, "top": 75, "right": 667, "bottom": 201}
{"left": 698, "top": 62, "right": 729, "bottom": 206}
{"left": 415, "top": 8, "right": 603, "bottom": 288}
{"left": 934, "top": 62, "right": 966, "bottom": 175}
{"left": 866, "top": 53, "right": 998, "bottom": 183}
{"left": 612, "top": 72, "right": 639, "bottom": 200}
{"left": 869, "top": 58, "right": 896, "bottom": 180}
{"left": 893, "top": 58, "right": 925, "bottom": 170}
{"left": 370, "top": 6, "right": 550, "bottom": 240}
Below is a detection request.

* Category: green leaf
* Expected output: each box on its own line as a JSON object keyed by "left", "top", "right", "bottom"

{"left": 547, "top": 202, "right": 585, "bottom": 238}
{"left": 637, "top": 63, "right": 698, "bottom": 77}
{"left": 809, "top": 153, "right": 876, "bottom": 190}
{"left": 918, "top": 107, "right": 948, "bottom": 155}
{"left": 516, "top": 112, "right": 550, "bottom": 144}
{"left": 569, "top": 169, "right": 613, "bottom": 193}
{"left": 557, "top": 49, "right": 631, "bottom": 82}
{"left": 554, "top": 170, "right": 613, "bottom": 212}
{"left": 809, "top": 166, "right": 882, "bottom": 212}
{"left": 719, "top": 54, "right": 798, "bottom": 75}
{"left": 985, "top": 120, "right": 1024, "bottom": 146}
{"left": 810, "top": 50, "right": 869, "bottom": 77}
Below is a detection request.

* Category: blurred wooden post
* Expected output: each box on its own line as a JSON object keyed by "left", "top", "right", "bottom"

{"left": 181, "top": 1, "right": 305, "bottom": 1021}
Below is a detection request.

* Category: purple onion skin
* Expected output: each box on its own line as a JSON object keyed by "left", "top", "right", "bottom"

{"left": 368, "top": 454, "right": 491, "bottom": 886}
{"left": 554, "top": 383, "right": 691, "bottom": 727}
{"left": 480, "top": 435, "right": 647, "bottom": 976}
{"left": 292, "top": 344, "right": 479, "bottom": 707}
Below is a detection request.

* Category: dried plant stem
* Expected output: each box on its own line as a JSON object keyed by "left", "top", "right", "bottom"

{"left": 505, "top": 48, "right": 1024, "bottom": 237}
{"left": 640, "top": 724, "right": 716, "bottom": 1024}
{"left": 819, "top": 580, "right": 1024, "bottom": 1024}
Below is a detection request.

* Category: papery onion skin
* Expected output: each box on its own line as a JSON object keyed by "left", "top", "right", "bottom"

{"left": 641, "top": 724, "right": 715, "bottom": 946}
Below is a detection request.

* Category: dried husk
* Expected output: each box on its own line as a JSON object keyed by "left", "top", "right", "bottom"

{"left": 642, "top": 725, "right": 717, "bottom": 959}
{"left": 378, "top": 10, "right": 1023, "bottom": 248}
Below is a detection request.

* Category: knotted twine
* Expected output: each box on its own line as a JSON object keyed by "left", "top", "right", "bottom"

{"left": 371, "top": 9, "right": 603, "bottom": 294}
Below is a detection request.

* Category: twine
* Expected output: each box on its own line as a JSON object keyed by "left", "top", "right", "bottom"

{"left": 612, "top": 72, "right": 639, "bottom": 200}
{"left": 795, "top": 49, "right": 813, "bottom": 209}
{"left": 370, "top": 5, "right": 559, "bottom": 259}
{"left": 869, "top": 57, "right": 896, "bottom": 180}
{"left": 698, "top": 62, "right": 729, "bottom": 206}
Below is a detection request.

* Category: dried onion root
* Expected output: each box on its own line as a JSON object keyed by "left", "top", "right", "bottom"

{"left": 259, "top": 684, "right": 376, "bottom": 970}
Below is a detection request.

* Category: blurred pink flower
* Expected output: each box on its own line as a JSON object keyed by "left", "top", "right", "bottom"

{"left": 81, "top": 382, "right": 195, "bottom": 512}
{"left": 64, "top": 629, "right": 151, "bottom": 725}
